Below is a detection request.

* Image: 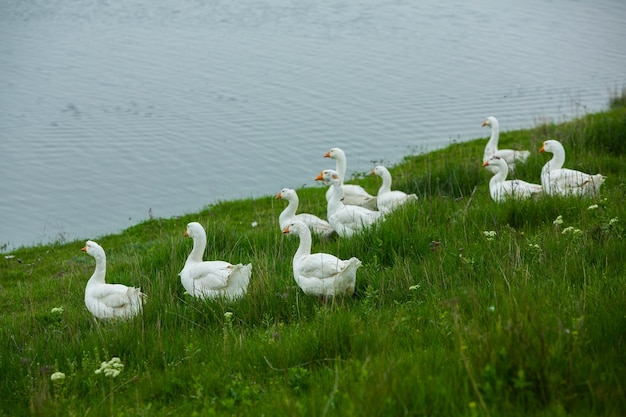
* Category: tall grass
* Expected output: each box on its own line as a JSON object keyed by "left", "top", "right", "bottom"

{"left": 1, "top": 102, "right": 625, "bottom": 416}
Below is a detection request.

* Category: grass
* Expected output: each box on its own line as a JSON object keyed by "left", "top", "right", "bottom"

{"left": 1, "top": 101, "right": 625, "bottom": 416}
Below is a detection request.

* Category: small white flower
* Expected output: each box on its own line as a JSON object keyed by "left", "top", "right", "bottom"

{"left": 50, "top": 372, "right": 66, "bottom": 382}
{"left": 482, "top": 230, "right": 497, "bottom": 241}
{"left": 409, "top": 284, "right": 421, "bottom": 291}
{"left": 528, "top": 243, "right": 540, "bottom": 250}
{"left": 224, "top": 311, "right": 234, "bottom": 320}
{"left": 251, "top": 221, "right": 258, "bottom": 228}
{"left": 587, "top": 204, "right": 598, "bottom": 210}
{"left": 95, "top": 357, "right": 124, "bottom": 378}
{"left": 50, "top": 306, "right": 64, "bottom": 315}
{"left": 609, "top": 217, "right": 619, "bottom": 226}
{"left": 4, "top": 255, "right": 15, "bottom": 259}
{"left": 562, "top": 226, "right": 582, "bottom": 236}
{"left": 553, "top": 215, "right": 564, "bottom": 225}
{"left": 488, "top": 306, "right": 495, "bottom": 312}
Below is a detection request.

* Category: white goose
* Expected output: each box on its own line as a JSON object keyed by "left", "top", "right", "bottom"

{"left": 315, "top": 169, "right": 384, "bottom": 237}
{"left": 282, "top": 221, "right": 361, "bottom": 298}
{"left": 324, "top": 147, "right": 377, "bottom": 210}
{"left": 179, "top": 222, "right": 252, "bottom": 300}
{"left": 482, "top": 116, "right": 530, "bottom": 173}
{"left": 82, "top": 240, "right": 146, "bottom": 320}
{"left": 370, "top": 165, "right": 418, "bottom": 214}
{"left": 276, "top": 188, "right": 335, "bottom": 238}
{"left": 482, "top": 156, "right": 543, "bottom": 202}
{"left": 539, "top": 140, "right": 606, "bottom": 197}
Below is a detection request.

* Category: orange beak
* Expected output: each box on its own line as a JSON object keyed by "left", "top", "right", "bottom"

{"left": 314, "top": 172, "right": 324, "bottom": 181}
{"left": 324, "top": 151, "right": 331, "bottom": 158}
{"left": 282, "top": 226, "right": 290, "bottom": 234}
{"left": 184, "top": 231, "right": 189, "bottom": 237}
{"left": 482, "top": 160, "right": 489, "bottom": 167}
{"left": 275, "top": 192, "right": 282, "bottom": 199}
{"left": 539, "top": 144, "right": 545, "bottom": 153}
{"left": 81, "top": 246, "right": 86, "bottom": 252}
{"left": 481, "top": 120, "right": 487, "bottom": 127}
{"left": 370, "top": 169, "right": 375, "bottom": 175}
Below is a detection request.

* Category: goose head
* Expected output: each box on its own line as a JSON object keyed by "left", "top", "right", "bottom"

{"left": 370, "top": 166, "right": 387, "bottom": 176}
{"left": 314, "top": 169, "right": 341, "bottom": 185}
{"left": 482, "top": 116, "right": 498, "bottom": 127}
{"left": 324, "top": 147, "right": 344, "bottom": 160}
{"left": 81, "top": 240, "right": 105, "bottom": 258}
{"left": 539, "top": 139, "right": 563, "bottom": 154}
{"left": 482, "top": 155, "right": 507, "bottom": 172}
{"left": 276, "top": 188, "right": 295, "bottom": 201}
{"left": 184, "top": 222, "right": 205, "bottom": 239}
{"left": 282, "top": 221, "right": 307, "bottom": 235}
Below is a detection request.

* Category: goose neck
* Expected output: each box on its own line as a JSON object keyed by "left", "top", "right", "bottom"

{"left": 88, "top": 253, "right": 107, "bottom": 284}
{"left": 490, "top": 167, "right": 508, "bottom": 184}
{"left": 334, "top": 156, "right": 347, "bottom": 181}
{"left": 378, "top": 170, "right": 393, "bottom": 194}
{"left": 279, "top": 197, "right": 298, "bottom": 225}
{"left": 294, "top": 229, "right": 312, "bottom": 260}
{"left": 489, "top": 122, "right": 499, "bottom": 143}
{"left": 187, "top": 234, "right": 207, "bottom": 263}
{"left": 327, "top": 183, "right": 344, "bottom": 214}
{"left": 547, "top": 149, "right": 566, "bottom": 171}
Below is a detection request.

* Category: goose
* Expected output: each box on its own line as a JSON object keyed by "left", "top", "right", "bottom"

{"left": 482, "top": 156, "right": 543, "bottom": 202}
{"left": 82, "top": 240, "right": 146, "bottom": 320}
{"left": 370, "top": 165, "right": 418, "bottom": 214}
{"left": 276, "top": 188, "right": 335, "bottom": 238}
{"left": 482, "top": 116, "right": 530, "bottom": 173}
{"left": 324, "top": 147, "right": 377, "bottom": 209}
{"left": 282, "top": 221, "right": 361, "bottom": 298}
{"left": 179, "top": 222, "right": 252, "bottom": 300}
{"left": 315, "top": 169, "right": 384, "bottom": 237}
{"left": 539, "top": 140, "right": 606, "bottom": 197}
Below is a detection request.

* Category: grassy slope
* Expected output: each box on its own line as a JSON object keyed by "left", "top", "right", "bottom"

{"left": 1, "top": 104, "right": 625, "bottom": 417}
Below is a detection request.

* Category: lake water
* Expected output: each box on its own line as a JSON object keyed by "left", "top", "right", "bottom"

{"left": 1, "top": 0, "right": 625, "bottom": 251}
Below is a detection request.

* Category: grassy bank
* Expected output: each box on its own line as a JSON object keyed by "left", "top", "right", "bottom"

{"left": 1, "top": 100, "right": 625, "bottom": 416}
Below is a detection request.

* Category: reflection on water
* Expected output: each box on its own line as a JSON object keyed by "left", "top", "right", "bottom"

{"left": 1, "top": 0, "right": 625, "bottom": 250}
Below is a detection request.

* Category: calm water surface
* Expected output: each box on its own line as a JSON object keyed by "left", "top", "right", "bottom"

{"left": 1, "top": 0, "right": 625, "bottom": 250}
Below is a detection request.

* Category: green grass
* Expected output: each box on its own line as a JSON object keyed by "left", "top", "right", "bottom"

{"left": 1, "top": 103, "right": 625, "bottom": 417}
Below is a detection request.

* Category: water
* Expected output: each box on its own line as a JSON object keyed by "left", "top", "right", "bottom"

{"left": 1, "top": 0, "right": 625, "bottom": 251}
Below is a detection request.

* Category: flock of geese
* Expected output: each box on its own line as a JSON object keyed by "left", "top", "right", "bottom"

{"left": 481, "top": 116, "right": 605, "bottom": 202}
{"left": 81, "top": 116, "right": 606, "bottom": 320}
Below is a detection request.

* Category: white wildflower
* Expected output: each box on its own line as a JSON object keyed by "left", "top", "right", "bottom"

{"left": 562, "top": 226, "right": 582, "bottom": 236}
{"left": 50, "top": 372, "right": 66, "bottom": 382}
{"left": 95, "top": 357, "right": 124, "bottom": 378}
{"left": 528, "top": 243, "right": 540, "bottom": 250}
{"left": 609, "top": 217, "right": 618, "bottom": 226}
{"left": 482, "top": 230, "right": 497, "bottom": 241}
{"left": 553, "top": 215, "right": 564, "bottom": 225}
{"left": 488, "top": 306, "right": 495, "bottom": 312}
{"left": 409, "top": 284, "right": 421, "bottom": 291}
{"left": 251, "top": 221, "right": 258, "bottom": 228}
{"left": 224, "top": 311, "right": 233, "bottom": 320}
{"left": 50, "top": 306, "right": 64, "bottom": 315}
{"left": 587, "top": 204, "right": 598, "bottom": 210}
{"left": 4, "top": 255, "right": 15, "bottom": 259}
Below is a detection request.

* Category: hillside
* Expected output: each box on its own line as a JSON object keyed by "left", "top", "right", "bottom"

{"left": 1, "top": 100, "right": 625, "bottom": 416}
